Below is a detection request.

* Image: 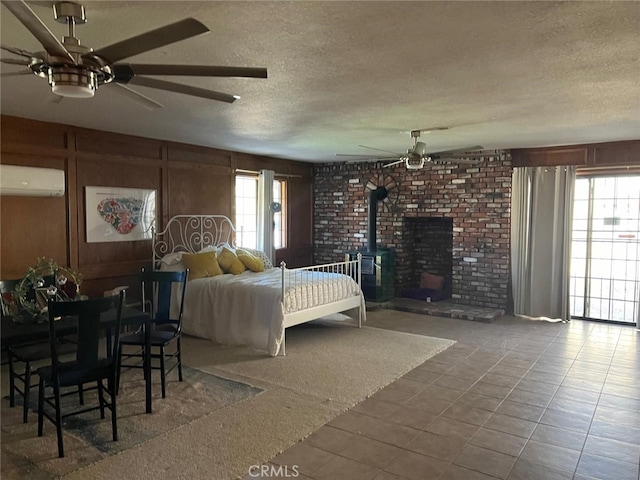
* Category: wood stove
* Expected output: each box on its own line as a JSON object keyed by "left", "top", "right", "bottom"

{"left": 345, "top": 185, "right": 395, "bottom": 302}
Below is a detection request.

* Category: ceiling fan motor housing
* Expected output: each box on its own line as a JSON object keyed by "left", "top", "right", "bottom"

{"left": 405, "top": 153, "right": 425, "bottom": 169}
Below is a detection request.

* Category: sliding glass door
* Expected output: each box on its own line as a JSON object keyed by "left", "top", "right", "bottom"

{"left": 570, "top": 175, "right": 640, "bottom": 324}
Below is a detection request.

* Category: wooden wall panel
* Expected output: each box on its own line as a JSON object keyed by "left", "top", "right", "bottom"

{"left": 0, "top": 115, "right": 313, "bottom": 288}
{"left": 511, "top": 146, "right": 588, "bottom": 167}
{"left": 593, "top": 140, "right": 640, "bottom": 166}
{"left": 512, "top": 140, "right": 640, "bottom": 167}
{"left": 1, "top": 117, "right": 69, "bottom": 151}
{"left": 76, "top": 158, "right": 162, "bottom": 276}
{"left": 75, "top": 128, "right": 163, "bottom": 160}
{"left": 0, "top": 153, "right": 69, "bottom": 278}
{"left": 166, "top": 164, "right": 233, "bottom": 220}
{"left": 167, "top": 143, "right": 231, "bottom": 167}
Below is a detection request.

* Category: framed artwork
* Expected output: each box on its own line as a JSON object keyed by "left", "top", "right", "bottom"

{"left": 85, "top": 186, "right": 156, "bottom": 243}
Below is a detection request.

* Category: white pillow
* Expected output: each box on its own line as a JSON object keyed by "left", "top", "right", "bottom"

{"left": 160, "top": 252, "right": 184, "bottom": 266}
{"left": 159, "top": 259, "right": 186, "bottom": 272}
{"left": 237, "top": 247, "right": 274, "bottom": 269}
{"left": 216, "top": 242, "right": 235, "bottom": 254}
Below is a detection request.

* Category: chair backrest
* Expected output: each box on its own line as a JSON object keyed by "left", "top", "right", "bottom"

{"left": 47, "top": 291, "right": 125, "bottom": 370}
{"left": 0, "top": 279, "right": 21, "bottom": 319}
{"left": 140, "top": 268, "right": 188, "bottom": 331}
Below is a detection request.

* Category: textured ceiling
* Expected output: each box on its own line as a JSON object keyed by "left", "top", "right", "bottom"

{"left": 1, "top": 1, "right": 639, "bottom": 163}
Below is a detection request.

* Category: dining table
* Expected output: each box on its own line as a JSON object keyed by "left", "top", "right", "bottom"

{"left": 1, "top": 306, "right": 155, "bottom": 414}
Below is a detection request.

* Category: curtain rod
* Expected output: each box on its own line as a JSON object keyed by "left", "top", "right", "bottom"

{"left": 235, "top": 168, "right": 302, "bottom": 179}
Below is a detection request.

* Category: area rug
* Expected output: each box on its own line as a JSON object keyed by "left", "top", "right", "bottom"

{"left": 0, "top": 365, "right": 262, "bottom": 480}
{"left": 191, "top": 318, "right": 457, "bottom": 406}
{"left": 1, "top": 314, "right": 456, "bottom": 480}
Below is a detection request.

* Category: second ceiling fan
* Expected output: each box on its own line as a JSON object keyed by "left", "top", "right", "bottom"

{"left": 0, "top": 0, "right": 267, "bottom": 108}
{"left": 337, "top": 129, "right": 486, "bottom": 170}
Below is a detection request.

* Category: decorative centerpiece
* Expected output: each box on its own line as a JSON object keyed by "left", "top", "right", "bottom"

{"left": 9, "top": 258, "right": 83, "bottom": 324}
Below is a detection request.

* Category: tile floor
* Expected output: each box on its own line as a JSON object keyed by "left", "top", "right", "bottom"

{"left": 256, "top": 310, "right": 640, "bottom": 480}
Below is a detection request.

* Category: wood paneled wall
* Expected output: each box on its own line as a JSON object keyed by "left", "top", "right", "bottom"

{"left": 0, "top": 115, "right": 314, "bottom": 298}
{"left": 512, "top": 139, "right": 640, "bottom": 168}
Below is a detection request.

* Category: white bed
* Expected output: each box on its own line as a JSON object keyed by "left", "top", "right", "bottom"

{"left": 153, "top": 215, "right": 365, "bottom": 356}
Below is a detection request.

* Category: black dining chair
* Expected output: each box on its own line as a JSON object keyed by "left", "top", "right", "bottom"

{"left": 37, "top": 291, "right": 124, "bottom": 458}
{"left": 117, "top": 268, "right": 188, "bottom": 399}
{"left": 2, "top": 278, "right": 77, "bottom": 424}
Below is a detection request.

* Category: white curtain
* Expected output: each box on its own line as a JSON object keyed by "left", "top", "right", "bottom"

{"left": 257, "top": 169, "right": 275, "bottom": 264}
{"left": 511, "top": 166, "right": 576, "bottom": 321}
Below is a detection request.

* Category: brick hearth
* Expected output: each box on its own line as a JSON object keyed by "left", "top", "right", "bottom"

{"left": 314, "top": 153, "right": 512, "bottom": 310}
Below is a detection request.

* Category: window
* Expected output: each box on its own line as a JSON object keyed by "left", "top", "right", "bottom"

{"left": 234, "top": 175, "right": 286, "bottom": 249}
{"left": 273, "top": 179, "right": 286, "bottom": 249}
{"left": 235, "top": 176, "right": 258, "bottom": 248}
{"left": 570, "top": 175, "right": 640, "bottom": 323}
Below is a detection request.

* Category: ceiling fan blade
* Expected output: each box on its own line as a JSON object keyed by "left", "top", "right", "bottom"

{"left": 124, "top": 64, "right": 268, "bottom": 78}
{"left": 1, "top": 70, "right": 32, "bottom": 76}
{"left": 358, "top": 145, "right": 403, "bottom": 156}
{"left": 336, "top": 153, "right": 391, "bottom": 158}
{"left": 336, "top": 154, "right": 399, "bottom": 161}
{"left": 26, "top": 1, "right": 56, "bottom": 8}
{"left": 109, "top": 83, "right": 164, "bottom": 110}
{"left": 90, "top": 18, "right": 209, "bottom": 64}
{"left": 429, "top": 146, "right": 485, "bottom": 155}
{"left": 383, "top": 160, "right": 404, "bottom": 168}
{"left": 1, "top": 57, "right": 30, "bottom": 66}
{"left": 123, "top": 76, "right": 238, "bottom": 103}
{"left": 415, "top": 126, "right": 449, "bottom": 134}
{"left": 1, "top": 44, "right": 40, "bottom": 58}
{"left": 1, "top": 0, "right": 74, "bottom": 62}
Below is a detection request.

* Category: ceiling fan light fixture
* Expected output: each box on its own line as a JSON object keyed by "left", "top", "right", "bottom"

{"left": 49, "top": 66, "right": 97, "bottom": 97}
{"left": 405, "top": 157, "right": 425, "bottom": 170}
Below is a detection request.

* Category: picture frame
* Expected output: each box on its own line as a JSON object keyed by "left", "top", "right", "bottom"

{"left": 85, "top": 186, "right": 156, "bottom": 243}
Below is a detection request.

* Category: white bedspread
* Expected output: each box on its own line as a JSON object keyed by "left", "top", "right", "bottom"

{"left": 180, "top": 268, "right": 364, "bottom": 356}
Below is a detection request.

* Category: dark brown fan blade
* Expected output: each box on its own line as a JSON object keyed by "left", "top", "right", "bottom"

{"left": 124, "top": 76, "right": 237, "bottom": 103}
{"left": 89, "top": 18, "right": 209, "bottom": 64}
{"left": 1, "top": 0, "right": 74, "bottom": 61}
{"left": 1, "top": 57, "right": 30, "bottom": 66}
{"left": 124, "top": 64, "right": 267, "bottom": 78}
{"left": 1, "top": 44, "right": 40, "bottom": 59}
{"left": 108, "top": 83, "right": 163, "bottom": 110}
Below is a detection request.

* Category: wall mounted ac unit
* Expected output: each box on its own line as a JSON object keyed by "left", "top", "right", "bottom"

{"left": 0, "top": 165, "right": 65, "bottom": 197}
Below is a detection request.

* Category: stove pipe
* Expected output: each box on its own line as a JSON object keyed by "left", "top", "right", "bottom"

{"left": 367, "top": 186, "right": 388, "bottom": 252}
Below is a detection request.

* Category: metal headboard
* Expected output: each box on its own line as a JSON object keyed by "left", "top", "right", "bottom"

{"left": 152, "top": 215, "right": 236, "bottom": 265}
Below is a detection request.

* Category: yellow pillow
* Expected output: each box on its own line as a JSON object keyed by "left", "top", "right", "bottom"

{"left": 217, "top": 247, "right": 246, "bottom": 275}
{"left": 237, "top": 248, "right": 264, "bottom": 272}
{"left": 182, "top": 251, "right": 223, "bottom": 280}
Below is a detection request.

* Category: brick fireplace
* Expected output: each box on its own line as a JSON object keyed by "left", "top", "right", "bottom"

{"left": 397, "top": 217, "right": 454, "bottom": 295}
{"left": 314, "top": 154, "right": 512, "bottom": 310}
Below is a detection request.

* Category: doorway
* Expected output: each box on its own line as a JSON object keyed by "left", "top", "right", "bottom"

{"left": 570, "top": 175, "right": 640, "bottom": 324}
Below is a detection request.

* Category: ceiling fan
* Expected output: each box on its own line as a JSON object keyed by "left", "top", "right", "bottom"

{"left": 0, "top": 0, "right": 267, "bottom": 107}
{"left": 337, "top": 128, "right": 486, "bottom": 170}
